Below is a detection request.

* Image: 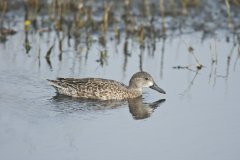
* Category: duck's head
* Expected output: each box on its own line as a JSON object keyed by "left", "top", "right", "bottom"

{"left": 129, "top": 72, "right": 166, "bottom": 94}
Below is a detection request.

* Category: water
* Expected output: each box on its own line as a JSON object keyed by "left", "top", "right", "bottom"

{"left": 1, "top": 1, "right": 240, "bottom": 160}
{"left": 1, "top": 30, "right": 239, "bottom": 160}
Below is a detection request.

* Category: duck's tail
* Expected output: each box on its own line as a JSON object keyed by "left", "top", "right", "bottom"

{"left": 47, "top": 79, "right": 65, "bottom": 90}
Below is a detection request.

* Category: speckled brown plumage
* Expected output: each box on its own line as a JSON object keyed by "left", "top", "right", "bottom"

{"left": 47, "top": 72, "right": 166, "bottom": 100}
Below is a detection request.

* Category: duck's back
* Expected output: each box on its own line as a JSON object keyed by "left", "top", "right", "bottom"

{"left": 48, "top": 78, "right": 133, "bottom": 100}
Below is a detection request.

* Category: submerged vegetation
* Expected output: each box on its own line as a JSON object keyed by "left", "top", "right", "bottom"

{"left": 0, "top": 0, "right": 239, "bottom": 73}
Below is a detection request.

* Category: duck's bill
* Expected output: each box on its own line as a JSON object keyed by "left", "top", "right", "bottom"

{"left": 150, "top": 83, "right": 166, "bottom": 94}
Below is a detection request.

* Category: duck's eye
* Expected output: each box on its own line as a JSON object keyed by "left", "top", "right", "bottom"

{"left": 145, "top": 77, "right": 149, "bottom": 80}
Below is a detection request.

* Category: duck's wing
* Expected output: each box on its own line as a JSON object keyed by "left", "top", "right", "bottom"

{"left": 47, "top": 78, "right": 95, "bottom": 90}
{"left": 53, "top": 78, "right": 126, "bottom": 87}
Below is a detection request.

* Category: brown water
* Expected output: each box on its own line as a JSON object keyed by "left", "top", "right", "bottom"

{"left": 0, "top": 1, "right": 240, "bottom": 160}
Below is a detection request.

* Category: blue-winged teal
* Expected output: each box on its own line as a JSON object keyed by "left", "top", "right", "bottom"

{"left": 47, "top": 72, "right": 166, "bottom": 100}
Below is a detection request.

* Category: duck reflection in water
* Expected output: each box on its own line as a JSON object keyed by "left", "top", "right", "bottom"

{"left": 51, "top": 95, "right": 166, "bottom": 120}
{"left": 128, "top": 97, "right": 165, "bottom": 120}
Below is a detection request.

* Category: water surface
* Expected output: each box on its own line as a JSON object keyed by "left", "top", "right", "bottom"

{"left": 0, "top": 1, "right": 240, "bottom": 160}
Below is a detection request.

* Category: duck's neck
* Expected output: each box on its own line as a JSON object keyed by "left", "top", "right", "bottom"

{"left": 128, "top": 85, "right": 142, "bottom": 98}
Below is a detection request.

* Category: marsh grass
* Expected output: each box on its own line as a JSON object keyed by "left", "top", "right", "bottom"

{"left": 0, "top": 0, "right": 239, "bottom": 70}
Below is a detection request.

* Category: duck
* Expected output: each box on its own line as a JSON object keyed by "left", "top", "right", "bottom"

{"left": 47, "top": 71, "right": 166, "bottom": 100}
